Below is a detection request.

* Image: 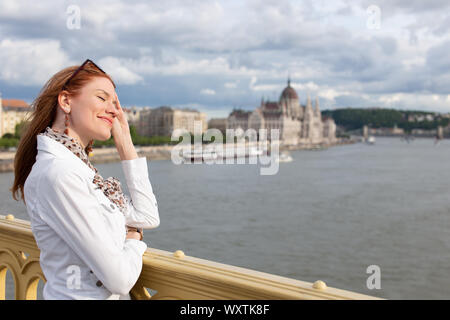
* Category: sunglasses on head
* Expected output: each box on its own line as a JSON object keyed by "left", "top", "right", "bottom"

{"left": 62, "top": 59, "right": 106, "bottom": 90}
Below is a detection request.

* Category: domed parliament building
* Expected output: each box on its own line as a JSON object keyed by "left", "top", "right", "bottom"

{"left": 227, "top": 79, "right": 337, "bottom": 146}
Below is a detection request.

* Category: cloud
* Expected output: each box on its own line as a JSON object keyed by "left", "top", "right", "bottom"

{"left": 291, "top": 81, "right": 319, "bottom": 92}
{"left": 426, "top": 40, "right": 450, "bottom": 73}
{"left": 98, "top": 56, "right": 143, "bottom": 85}
{"left": 249, "top": 76, "right": 280, "bottom": 91}
{"left": 224, "top": 81, "right": 238, "bottom": 89}
{"left": 0, "top": 38, "right": 71, "bottom": 85}
{"left": 0, "top": 0, "right": 449, "bottom": 114}
{"left": 200, "top": 88, "right": 216, "bottom": 95}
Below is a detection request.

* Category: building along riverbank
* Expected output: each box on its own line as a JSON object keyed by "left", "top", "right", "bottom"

{"left": 0, "top": 138, "right": 355, "bottom": 173}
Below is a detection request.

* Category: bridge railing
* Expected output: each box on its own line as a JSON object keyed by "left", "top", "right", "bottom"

{"left": 0, "top": 214, "right": 381, "bottom": 300}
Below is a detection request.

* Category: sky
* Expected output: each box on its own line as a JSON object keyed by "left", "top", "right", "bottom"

{"left": 0, "top": 0, "right": 449, "bottom": 119}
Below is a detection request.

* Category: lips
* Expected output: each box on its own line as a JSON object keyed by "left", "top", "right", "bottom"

{"left": 99, "top": 117, "right": 113, "bottom": 126}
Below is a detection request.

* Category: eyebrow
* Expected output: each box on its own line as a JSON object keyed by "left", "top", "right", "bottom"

{"left": 95, "top": 89, "right": 111, "bottom": 97}
{"left": 95, "top": 89, "right": 117, "bottom": 105}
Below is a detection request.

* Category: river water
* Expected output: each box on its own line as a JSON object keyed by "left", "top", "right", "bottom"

{"left": 2, "top": 137, "right": 450, "bottom": 299}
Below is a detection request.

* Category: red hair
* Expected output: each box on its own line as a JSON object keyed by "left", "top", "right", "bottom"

{"left": 11, "top": 62, "right": 116, "bottom": 203}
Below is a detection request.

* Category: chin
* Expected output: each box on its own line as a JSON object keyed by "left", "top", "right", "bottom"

{"left": 95, "top": 129, "right": 112, "bottom": 141}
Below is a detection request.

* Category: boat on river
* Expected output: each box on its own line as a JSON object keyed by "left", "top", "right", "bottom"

{"left": 366, "top": 136, "right": 376, "bottom": 145}
{"left": 275, "top": 151, "right": 293, "bottom": 163}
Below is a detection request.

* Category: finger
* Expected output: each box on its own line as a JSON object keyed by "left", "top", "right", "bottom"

{"left": 114, "top": 92, "right": 122, "bottom": 111}
{"left": 112, "top": 95, "right": 124, "bottom": 121}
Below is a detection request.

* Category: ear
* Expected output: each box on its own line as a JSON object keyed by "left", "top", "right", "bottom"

{"left": 58, "top": 90, "right": 71, "bottom": 112}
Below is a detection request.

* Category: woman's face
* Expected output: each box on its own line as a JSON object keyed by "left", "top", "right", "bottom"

{"left": 66, "top": 77, "right": 118, "bottom": 145}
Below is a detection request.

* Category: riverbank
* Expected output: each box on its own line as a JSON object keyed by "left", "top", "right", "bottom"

{"left": 0, "top": 145, "right": 174, "bottom": 173}
{"left": 282, "top": 138, "right": 357, "bottom": 151}
{"left": 0, "top": 138, "right": 355, "bottom": 173}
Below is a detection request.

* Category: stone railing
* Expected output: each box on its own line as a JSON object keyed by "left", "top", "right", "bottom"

{"left": 0, "top": 214, "right": 45, "bottom": 299}
{"left": 0, "top": 214, "right": 381, "bottom": 300}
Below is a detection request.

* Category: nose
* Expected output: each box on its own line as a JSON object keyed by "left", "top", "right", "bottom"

{"left": 106, "top": 101, "right": 119, "bottom": 117}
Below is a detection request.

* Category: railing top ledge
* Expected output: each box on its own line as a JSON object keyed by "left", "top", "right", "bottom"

{"left": 142, "top": 247, "right": 382, "bottom": 300}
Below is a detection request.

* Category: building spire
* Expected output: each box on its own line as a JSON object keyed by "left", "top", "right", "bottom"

{"left": 287, "top": 72, "right": 291, "bottom": 87}
{"left": 306, "top": 93, "right": 312, "bottom": 110}
{"left": 314, "top": 96, "right": 321, "bottom": 117}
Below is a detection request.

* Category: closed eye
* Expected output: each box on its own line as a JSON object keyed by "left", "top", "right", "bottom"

{"left": 97, "top": 96, "right": 105, "bottom": 101}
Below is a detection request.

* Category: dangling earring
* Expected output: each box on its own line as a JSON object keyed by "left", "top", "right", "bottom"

{"left": 64, "top": 112, "right": 69, "bottom": 135}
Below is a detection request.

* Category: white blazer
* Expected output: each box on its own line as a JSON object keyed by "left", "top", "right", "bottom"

{"left": 24, "top": 134, "right": 160, "bottom": 299}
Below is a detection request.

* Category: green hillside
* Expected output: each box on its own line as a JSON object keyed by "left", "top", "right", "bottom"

{"left": 322, "top": 108, "right": 449, "bottom": 132}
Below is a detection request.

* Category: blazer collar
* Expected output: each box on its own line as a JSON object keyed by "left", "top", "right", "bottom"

{"left": 37, "top": 134, "right": 96, "bottom": 179}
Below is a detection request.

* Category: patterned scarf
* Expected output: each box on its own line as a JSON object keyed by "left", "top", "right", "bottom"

{"left": 39, "top": 126, "right": 129, "bottom": 214}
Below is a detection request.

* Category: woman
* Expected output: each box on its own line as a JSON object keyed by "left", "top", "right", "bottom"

{"left": 11, "top": 59, "right": 160, "bottom": 299}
